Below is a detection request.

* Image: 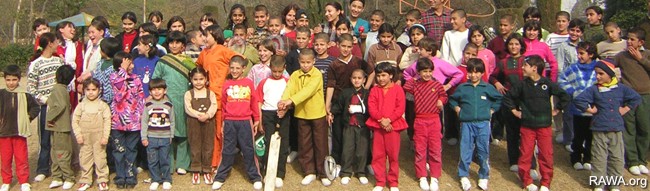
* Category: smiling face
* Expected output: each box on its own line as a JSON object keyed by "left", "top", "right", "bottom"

{"left": 568, "top": 26, "right": 583, "bottom": 42}
{"left": 627, "top": 33, "right": 644, "bottom": 50}
{"left": 450, "top": 13, "right": 466, "bottom": 31}
{"left": 369, "top": 15, "right": 383, "bottom": 31}
{"left": 285, "top": 9, "right": 296, "bottom": 27}
{"left": 462, "top": 47, "right": 478, "bottom": 64}
{"left": 168, "top": 41, "right": 185, "bottom": 55}
{"left": 338, "top": 40, "right": 353, "bottom": 59}
{"left": 150, "top": 87, "right": 166, "bottom": 101}
{"left": 268, "top": 18, "right": 283, "bottom": 35}
{"left": 336, "top": 24, "right": 350, "bottom": 37}
{"left": 314, "top": 38, "right": 328, "bottom": 56}
{"left": 34, "top": 24, "right": 50, "bottom": 36}
{"left": 349, "top": 1, "right": 364, "bottom": 18}
{"left": 229, "top": 62, "right": 245, "bottom": 79}
{"left": 418, "top": 68, "right": 433, "bottom": 81}
{"left": 4, "top": 75, "right": 19, "bottom": 91}
{"left": 200, "top": 17, "right": 214, "bottom": 30}
{"left": 258, "top": 45, "right": 274, "bottom": 63}
{"left": 254, "top": 11, "right": 269, "bottom": 28}
{"left": 525, "top": 28, "right": 539, "bottom": 40}
{"left": 296, "top": 32, "right": 310, "bottom": 48}
{"left": 297, "top": 18, "right": 309, "bottom": 27}
{"left": 88, "top": 26, "right": 104, "bottom": 45}
{"left": 467, "top": 70, "right": 483, "bottom": 84}
{"left": 231, "top": 8, "right": 245, "bottom": 25}
{"left": 577, "top": 48, "right": 593, "bottom": 64}
{"left": 429, "top": 0, "right": 446, "bottom": 9}
{"left": 350, "top": 70, "right": 366, "bottom": 89}
{"left": 84, "top": 83, "right": 101, "bottom": 101}
{"left": 507, "top": 38, "right": 522, "bottom": 57}
{"left": 122, "top": 19, "right": 136, "bottom": 33}
{"left": 60, "top": 24, "right": 76, "bottom": 40}
{"left": 325, "top": 5, "right": 341, "bottom": 23}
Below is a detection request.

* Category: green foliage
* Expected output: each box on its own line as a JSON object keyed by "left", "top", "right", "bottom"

{"left": 46, "top": 0, "right": 90, "bottom": 19}
{"left": 0, "top": 44, "right": 34, "bottom": 74}
{"left": 605, "top": 0, "right": 646, "bottom": 30}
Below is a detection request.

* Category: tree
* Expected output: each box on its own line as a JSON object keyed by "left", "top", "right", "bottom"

{"left": 605, "top": 0, "right": 646, "bottom": 30}
{"left": 537, "top": 0, "right": 561, "bottom": 32}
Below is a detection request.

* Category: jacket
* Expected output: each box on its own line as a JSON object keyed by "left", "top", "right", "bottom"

{"left": 331, "top": 87, "right": 369, "bottom": 128}
{"left": 365, "top": 84, "right": 408, "bottom": 131}
{"left": 574, "top": 84, "right": 641, "bottom": 132}
{"left": 46, "top": 84, "right": 72, "bottom": 132}
{"left": 449, "top": 81, "right": 503, "bottom": 122}
{"left": 504, "top": 77, "right": 570, "bottom": 128}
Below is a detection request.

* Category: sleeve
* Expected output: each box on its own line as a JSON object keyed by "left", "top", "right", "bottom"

{"left": 623, "top": 85, "right": 643, "bottom": 109}
{"left": 399, "top": 48, "right": 413, "bottom": 70}
{"left": 487, "top": 85, "right": 503, "bottom": 111}
{"left": 26, "top": 94, "right": 40, "bottom": 121}
{"left": 45, "top": 89, "right": 65, "bottom": 122}
{"left": 246, "top": 65, "right": 256, "bottom": 82}
{"left": 449, "top": 86, "right": 462, "bottom": 108}
{"left": 387, "top": 87, "right": 406, "bottom": 122}
{"left": 26, "top": 62, "right": 41, "bottom": 102}
{"left": 639, "top": 52, "right": 650, "bottom": 72}
{"left": 250, "top": 83, "right": 261, "bottom": 122}
{"left": 184, "top": 92, "right": 200, "bottom": 118}
{"left": 550, "top": 81, "right": 571, "bottom": 110}
{"left": 101, "top": 103, "right": 111, "bottom": 140}
{"left": 140, "top": 105, "right": 150, "bottom": 140}
{"left": 169, "top": 104, "right": 175, "bottom": 139}
{"left": 436, "top": 82, "right": 448, "bottom": 104}
{"left": 441, "top": 61, "right": 464, "bottom": 86}
{"left": 207, "top": 91, "right": 218, "bottom": 117}
{"left": 134, "top": 78, "right": 146, "bottom": 120}
{"left": 248, "top": 46, "right": 261, "bottom": 65}
{"left": 440, "top": 33, "right": 451, "bottom": 62}
{"left": 367, "top": 45, "right": 376, "bottom": 65}
{"left": 288, "top": 74, "right": 323, "bottom": 106}
{"left": 556, "top": 44, "right": 566, "bottom": 72}
{"left": 366, "top": 88, "right": 382, "bottom": 122}
{"left": 489, "top": 59, "right": 503, "bottom": 84}
{"left": 403, "top": 64, "right": 417, "bottom": 81}
{"left": 402, "top": 79, "right": 414, "bottom": 94}
{"left": 330, "top": 90, "right": 346, "bottom": 115}
{"left": 196, "top": 51, "right": 205, "bottom": 67}
{"left": 573, "top": 86, "right": 595, "bottom": 112}
{"left": 71, "top": 104, "right": 82, "bottom": 137}
{"left": 110, "top": 71, "right": 128, "bottom": 103}
{"left": 257, "top": 78, "right": 267, "bottom": 104}
{"left": 152, "top": 61, "right": 165, "bottom": 79}
{"left": 326, "top": 64, "right": 337, "bottom": 88}
{"left": 503, "top": 81, "right": 521, "bottom": 110}
{"left": 558, "top": 67, "right": 575, "bottom": 96}
{"left": 546, "top": 46, "right": 559, "bottom": 82}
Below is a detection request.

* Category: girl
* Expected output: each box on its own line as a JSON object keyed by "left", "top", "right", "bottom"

{"left": 147, "top": 11, "right": 166, "bottom": 44}
{"left": 184, "top": 67, "right": 217, "bottom": 185}
{"left": 522, "top": 20, "right": 559, "bottom": 82}
{"left": 27, "top": 33, "right": 64, "bottom": 182}
{"left": 367, "top": 23, "right": 403, "bottom": 66}
{"left": 72, "top": 79, "right": 112, "bottom": 191}
{"left": 92, "top": 16, "right": 112, "bottom": 38}
{"left": 55, "top": 21, "right": 84, "bottom": 109}
{"left": 558, "top": 41, "right": 598, "bottom": 171}
{"left": 137, "top": 23, "right": 167, "bottom": 55}
{"left": 327, "top": 19, "right": 363, "bottom": 58}
{"left": 322, "top": 2, "right": 344, "bottom": 43}
{"left": 80, "top": 19, "right": 108, "bottom": 82}
{"left": 247, "top": 39, "right": 289, "bottom": 87}
{"left": 584, "top": 6, "right": 607, "bottom": 44}
{"left": 212, "top": 56, "right": 262, "bottom": 190}
{"left": 281, "top": 4, "right": 300, "bottom": 40}
{"left": 348, "top": 0, "right": 369, "bottom": 41}
{"left": 399, "top": 24, "right": 426, "bottom": 70}
{"left": 133, "top": 35, "right": 160, "bottom": 97}
{"left": 109, "top": 51, "right": 145, "bottom": 189}
{"left": 167, "top": 16, "right": 186, "bottom": 33}
{"left": 226, "top": 4, "right": 248, "bottom": 30}
{"left": 116, "top": 12, "right": 139, "bottom": 53}
{"left": 468, "top": 25, "right": 497, "bottom": 78}
{"left": 367, "top": 62, "right": 407, "bottom": 191}
{"left": 199, "top": 13, "right": 216, "bottom": 32}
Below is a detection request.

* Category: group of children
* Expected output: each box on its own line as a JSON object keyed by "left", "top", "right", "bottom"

{"left": 0, "top": 1, "right": 649, "bottom": 191}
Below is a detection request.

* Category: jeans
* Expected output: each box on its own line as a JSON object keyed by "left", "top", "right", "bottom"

{"left": 111, "top": 130, "right": 140, "bottom": 185}
{"left": 147, "top": 137, "right": 172, "bottom": 183}
{"left": 37, "top": 105, "right": 51, "bottom": 175}
{"left": 458, "top": 121, "right": 490, "bottom": 179}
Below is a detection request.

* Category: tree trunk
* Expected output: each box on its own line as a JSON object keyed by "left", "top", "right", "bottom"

{"left": 13, "top": 0, "right": 23, "bottom": 43}
{"left": 536, "top": 0, "right": 561, "bottom": 31}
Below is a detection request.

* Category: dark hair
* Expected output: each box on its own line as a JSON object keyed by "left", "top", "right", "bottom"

{"left": 466, "top": 58, "right": 486, "bottom": 73}
{"left": 282, "top": 4, "right": 301, "bottom": 26}
{"left": 113, "top": 51, "right": 133, "bottom": 71}
{"left": 233, "top": 24, "right": 247, "bottom": 33}
{"left": 406, "top": 9, "right": 422, "bottom": 20}
{"left": 523, "top": 7, "right": 542, "bottom": 21}
{"left": 371, "top": 10, "right": 385, "bottom": 20}
{"left": 296, "top": 26, "right": 311, "bottom": 36}
{"left": 416, "top": 57, "right": 434, "bottom": 72}
{"left": 55, "top": 21, "right": 78, "bottom": 42}
{"left": 32, "top": 32, "right": 57, "bottom": 60}
{"left": 464, "top": 43, "right": 479, "bottom": 52}
{"left": 186, "top": 30, "right": 201, "bottom": 41}
{"left": 577, "top": 41, "right": 599, "bottom": 61}
{"left": 189, "top": 66, "right": 209, "bottom": 87}
{"left": 568, "top": 19, "right": 586, "bottom": 32}
{"left": 298, "top": 48, "right": 316, "bottom": 59}
{"left": 523, "top": 20, "right": 543, "bottom": 40}
{"left": 335, "top": 19, "right": 352, "bottom": 33}
{"left": 204, "top": 25, "right": 225, "bottom": 44}
{"left": 374, "top": 62, "right": 396, "bottom": 81}
{"left": 92, "top": 16, "right": 110, "bottom": 37}
{"left": 167, "top": 16, "right": 186, "bottom": 32}
{"left": 505, "top": 33, "right": 526, "bottom": 55}
{"left": 148, "top": 78, "right": 167, "bottom": 90}
{"left": 500, "top": 14, "right": 515, "bottom": 25}
{"left": 148, "top": 11, "right": 163, "bottom": 24}
{"left": 3, "top": 65, "right": 21, "bottom": 78}
{"left": 82, "top": 78, "right": 102, "bottom": 91}
{"left": 314, "top": 32, "right": 330, "bottom": 42}
{"left": 468, "top": 25, "right": 486, "bottom": 45}
{"left": 32, "top": 18, "right": 48, "bottom": 31}
{"left": 556, "top": 11, "right": 570, "bottom": 20}
{"left": 451, "top": 9, "right": 467, "bottom": 18}
{"left": 89, "top": 19, "right": 108, "bottom": 35}
{"left": 338, "top": 33, "right": 354, "bottom": 44}
{"left": 139, "top": 22, "right": 159, "bottom": 38}
{"left": 254, "top": 5, "right": 269, "bottom": 14}
{"left": 408, "top": 24, "right": 426, "bottom": 45}
{"left": 270, "top": 55, "right": 286, "bottom": 68}
{"left": 121, "top": 11, "right": 138, "bottom": 24}
{"left": 377, "top": 23, "right": 395, "bottom": 37}
{"left": 138, "top": 35, "right": 158, "bottom": 58}
{"left": 258, "top": 39, "right": 277, "bottom": 54}
{"left": 524, "top": 55, "right": 545, "bottom": 75}
{"left": 604, "top": 22, "right": 619, "bottom": 29}
{"left": 227, "top": 4, "right": 248, "bottom": 29}
{"left": 167, "top": 31, "right": 187, "bottom": 45}
{"left": 100, "top": 37, "right": 121, "bottom": 58}
{"left": 417, "top": 37, "right": 438, "bottom": 53}
{"left": 230, "top": 55, "right": 247, "bottom": 67}
{"left": 628, "top": 27, "right": 646, "bottom": 41}
{"left": 325, "top": 2, "right": 344, "bottom": 26}
{"left": 585, "top": 6, "right": 604, "bottom": 18}
{"left": 200, "top": 13, "right": 218, "bottom": 30}
{"left": 56, "top": 65, "right": 75, "bottom": 85}
{"left": 350, "top": 0, "right": 365, "bottom": 6}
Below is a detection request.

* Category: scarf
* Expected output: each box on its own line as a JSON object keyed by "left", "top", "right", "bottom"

{"left": 159, "top": 54, "right": 195, "bottom": 80}
{"left": 597, "top": 77, "right": 619, "bottom": 92}
{"left": 6, "top": 86, "right": 30, "bottom": 137}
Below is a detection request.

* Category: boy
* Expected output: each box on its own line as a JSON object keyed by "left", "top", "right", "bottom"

{"left": 248, "top": 5, "right": 270, "bottom": 46}
{"left": 614, "top": 27, "right": 650, "bottom": 175}
{"left": 141, "top": 78, "right": 175, "bottom": 191}
{"left": 32, "top": 18, "right": 50, "bottom": 52}
{"left": 295, "top": 9, "right": 310, "bottom": 28}
{"left": 184, "top": 30, "right": 205, "bottom": 62}
{"left": 232, "top": 24, "right": 261, "bottom": 76}
{"left": 285, "top": 26, "right": 312, "bottom": 74}
{"left": 573, "top": 60, "right": 642, "bottom": 191}
{"left": 314, "top": 33, "right": 337, "bottom": 96}
{"left": 597, "top": 22, "right": 627, "bottom": 59}
{"left": 517, "top": 7, "right": 550, "bottom": 41}
{"left": 332, "top": 69, "right": 370, "bottom": 185}
{"left": 327, "top": 33, "right": 375, "bottom": 165}
{"left": 545, "top": 11, "right": 570, "bottom": 57}
{"left": 397, "top": 9, "right": 422, "bottom": 49}
{"left": 450, "top": 58, "right": 502, "bottom": 191}
{"left": 257, "top": 55, "right": 291, "bottom": 187}
{"left": 277, "top": 49, "right": 330, "bottom": 186}
{"left": 0, "top": 65, "right": 40, "bottom": 191}
{"left": 583, "top": 6, "right": 607, "bottom": 44}
{"left": 440, "top": 9, "right": 469, "bottom": 66}
{"left": 364, "top": 10, "right": 385, "bottom": 59}
{"left": 267, "top": 16, "right": 291, "bottom": 56}
{"left": 46, "top": 65, "right": 76, "bottom": 190}
{"left": 488, "top": 14, "right": 515, "bottom": 60}
{"left": 504, "top": 55, "right": 570, "bottom": 191}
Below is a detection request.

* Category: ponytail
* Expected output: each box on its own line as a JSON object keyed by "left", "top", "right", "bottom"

{"left": 31, "top": 32, "right": 57, "bottom": 61}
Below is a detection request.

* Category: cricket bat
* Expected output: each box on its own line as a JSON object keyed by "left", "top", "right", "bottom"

{"left": 264, "top": 124, "right": 281, "bottom": 191}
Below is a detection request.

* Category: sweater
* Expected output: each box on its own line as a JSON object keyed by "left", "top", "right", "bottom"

{"left": 365, "top": 83, "right": 408, "bottom": 131}
{"left": 282, "top": 67, "right": 327, "bottom": 120}
{"left": 183, "top": 89, "right": 218, "bottom": 119}
{"left": 555, "top": 40, "right": 579, "bottom": 73}
{"left": 92, "top": 59, "right": 115, "bottom": 104}
{"left": 489, "top": 56, "right": 525, "bottom": 89}
{"left": 27, "top": 56, "right": 64, "bottom": 104}
{"left": 523, "top": 38, "right": 559, "bottom": 82}
{"left": 247, "top": 63, "right": 290, "bottom": 88}
{"left": 402, "top": 78, "right": 448, "bottom": 115}
{"left": 399, "top": 47, "right": 419, "bottom": 70}
{"left": 583, "top": 24, "right": 607, "bottom": 44}
{"left": 614, "top": 50, "right": 650, "bottom": 94}
{"left": 141, "top": 99, "right": 175, "bottom": 140}
{"left": 0, "top": 89, "right": 40, "bottom": 137}
{"left": 327, "top": 56, "right": 374, "bottom": 96}
{"left": 363, "top": 31, "right": 379, "bottom": 59}
{"left": 440, "top": 29, "right": 470, "bottom": 66}
{"left": 257, "top": 77, "right": 288, "bottom": 111}
{"left": 72, "top": 98, "right": 111, "bottom": 139}
{"left": 449, "top": 81, "right": 503, "bottom": 122}
{"left": 477, "top": 48, "right": 497, "bottom": 77}
{"left": 110, "top": 69, "right": 145, "bottom": 131}
{"left": 558, "top": 60, "right": 597, "bottom": 115}
{"left": 573, "top": 84, "right": 642, "bottom": 132}
{"left": 46, "top": 84, "right": 71, "bottom": 132}
{"left": 315, "top": 56, "right": 336, "bottom": 96}
{"left": 504, "top": 77, "right": 570, "bottom": 128}
{"left": 403, "top": 56, "right": 463, "bottom": 87}
{"left": 133, "top": 55, "right": 160, "bottom": 97}
{"left": 597, "top": 40, "right": 627, "bottom": 59}
{"left": 544, "top": 32, "right": 569, "bottom": 56}
{"left": 222, "top": 78, "right": 260, "bottom": 122}
{"left": 328, "top": 43, "right": 363, "bottom": 59}
{"left": 116, "top": 31, "right": 139, "bottom": 53}
{"left": 487, "top": 35, "right": 509, "bottom": 60}
{"left": 367, "top": 42, "right": 403, "bottom": 66}
{"left": 330, "top": 87, "right": 369, "bottom": 128}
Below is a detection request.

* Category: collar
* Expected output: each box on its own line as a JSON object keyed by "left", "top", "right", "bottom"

{"left": 300, "top": 67, "right": 316, "bottom": 76}
{"left": 377, "top": 42, "right": 396, "bottom": 50}
{"left": 427, "top": 7, "right": 451, "bottom": 16}
{"left": 566, "top": 39, "right": 580, "bottom": 46}
{"left": 461, "top": 81, "right": 487, "bottom": 87}
{"left": 381, "top": 82, "right": 394, "bottom": 89}
{"left": 338, "top": 55, "right": 353, "bottom": 64}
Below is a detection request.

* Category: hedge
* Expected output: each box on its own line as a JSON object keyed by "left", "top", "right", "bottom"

{"left": 0, "top": 44, "right": 33, "bottom": 75}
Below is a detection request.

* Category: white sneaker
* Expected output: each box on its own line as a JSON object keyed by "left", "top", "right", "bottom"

{"left": 252, "top": 181, "right": 262, "bottom": 190}
{"left": 638, "top": 165, "right": 649, "bottom": 174}
{"left": 573, "top": 163, "right": 584, "bottom": 170}
{"left": 341, "top": 177, "right": 351, "bottom": 185}
{"left": 565, "top": 145, "right": 573, "bottom": 152}
{"left": 372, "top": 186, "right": 384, "bottom": 191}
{"left": 275, "top": 178, "right": 283, "bottom": 188}
{"left": 149, "top": 182, "right": 159, "bottom": 190}
{"left": 20, "top": 183, "right": 31, "bottom": 191}
{"left": 287, "top": 151, "right": 298, "bottom": 163}
{"left": 460, "top": 177, "right": 471, "bottom": 191}
{"left": 321, "top": 178, "right": 332, "bottom": 186}
{"left": 389, "top": 187, "right": 399, "bottom": 191}
{"left": 418, "top": 177, "right": 429, "bottom": 190}
{"left": 49, "top": 181, "right": 63, "bottom": 189}
{"left": 629, "top": 166, "right": 641, "bottom": 175}
{"left": 526, "top": 184, "right": 539, "bottom": 191}
{"left": 429, "top": 178, "right": 439, "bottom": 191}
{"left": 359, "top": 177, "right": 369, "bottom": 185}
{"left": 211, "top": 181, "right": 223, "bottom": 190}
{"left": 0, "top": 184, "right": 9, "bottom": 191}
{"left": 162, "top": 182, "right": 172, "bottom": 190}
{"left": 510, "top": 165, "right": 519, "bottom": 172}
{"left": 192, "top": 173, "right": 201, "bottom": 185}
{"left": 583, "top": 163, "right": 592, "bottom": 171}
{"left": 301, "top": 174, "right": 316, "bottom": 185}
{"left": 478, "top": 179, "right": 488, "bottom": 190}
{"left": 97, "top": 182, "right": 108, "bottom": 191}
{"left": 447, "top": 138, "right": 458, "bottom": 145}
{"left": 592, "top": 188, "right": 604, "bottom": 191}
{"left": 204, "top": 173, "right": 213, "bottom": 185}
{"left": 176, "top": 168, "right": 187, "bottom": 175}
{"left": 77, "top": 183, "right": 90, "bottom": 191}
{"left": 530, "top": 170, "right": 541, "bottom": 181}
{"left": 62, "top": 182, "right": 75, "bottom": 190}
{"left": 555, "top": 133, "right": 564, "bottom": 143}
{"left": 34, "top": 174, "right": 46, "bottom": 182}
{"left": 137, "top": 167, "right": 144, "bottom": 174}
{"left": 367, "top": 165, "right": 375, "bottom": 175}
{"left": 539, "top": 185, "right": 549, "bottom": 191}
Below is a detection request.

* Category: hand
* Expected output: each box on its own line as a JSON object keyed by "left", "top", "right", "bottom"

{"left": 552, "top": 109, "right": 560, "bottom": 116}
{"left": 277, "top": 50, "right": 287, "bottom": 57}
{"left": 277, "top": 109, "right": 286, "bottom": 118}
{"left": 360, "top": 32, "right": 367, "bottom": 40}
{"left": 352, "top": 36, "right": 359, "bottom": 44}
{"left": 443, "top": 84, "right": 452, "bottom": 91}
{"left": 328, "top": 41, "right": 337, "bottom": 48}
{"left": 247, "top": 27, "right": 255, "bottom": 36}
{"left": 76, "top": 84, "right": 84, "bottom": 93}
{"left": 142, "top": 140, "right": 149, "bottom": 147}
{"left": 380, "top": 118, "right": 391, "bottom": 128}
{"left": 327, "top": 113, "right": 334, "bottom": 126}
{"left": 198, "top": 113, "right": 208, "bottom": 122}
{"left": 277, "top": 100, "right": 293, "bottom": 110}
{"left": 76, "top": 136, "right": 84, "bottom": 145}
{"left": 252, "top": 121, "right": 260, "bottom": 135}
{"left": 412, "top": 47, "right": 419, "bottom": 54}
{"left": 436, "top": 100, "right": 444, "bottom": 110}
{"left": 47, "top": 121, "right": 55, "bottom": 128}
{"left": 384, "top": 124, "right": 393, "bottom": 132}
{"left": 454, "top": 106, "right": 461, "bottom": 114}
{"left": 495, "top": 82, "right": 508, "bottom": 95}
{"left": 100, "top": 138, "right": 108, "bottom": 146}
{"left": 511, "top": 109, "right": 522, "bottom": 119}
{"left": 257, "top": 123, "right": 265, "bottom": 135}
{"left": 313, "top": 26, "right": 323, "bottom": 34}
{"left": 619, "top": 106, "right": 630, "bottom": 116}
{"left": 629, "top": 46, "right": 643, "bottom": 61}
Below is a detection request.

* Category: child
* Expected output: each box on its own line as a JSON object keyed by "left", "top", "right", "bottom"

{"left": 450, "top": 58, "right": 503, "bottom": 191}
{"left": 72, "top": 79, "right": 112, "bottom": 191}
{"left": 367, "top": 62, "right": 407, "bottom": 191}
{"left": 166, "top": 16, "right": 185, "bottom": 33}
{"left": 328, "top": 19, "right": 364, "bottom": 59}
{"left": 367, "top": 23, "right": 403, "bottom": 66}
{"left": 248, "top": 39, "right": 289, "bottom": 88}
{"left": 364, "top": 10, "right": 386, "bottom": 59}
{"left": 573, "top": 60, "right": 642, "bottom": 191}
{"left": 116, "top": 12, "right": 139, "bottom": 53}
{"left": 257, "top": 56, "right": 290, "bottom": 187}
{"left": 230, "top": 24, "right": 261, "bottom": 76}
{"left": 314, "top": 33, "right": 337, "bottom": 95}
{"left": 597, "top": 22, "right": 627, "bottom": 59}
{"left": 397, "top": 9, "right": 422, "bottom": 49}
{"left": 403, "top": 37, "right": 463, "bottom": 92}
{"left": 556, "top": 19, "right": 586, "bottom": 74}
{"left": 441, "top": 9, "right": 470, "bottom": 66}
{"left": 614, "top": 27, "right": 650, "bottom": 175}
{"left": 320, "top": 2, "right": 344, "bottom": 44}
{"left": 584, "top": 6, "right": 607, "bottom": 44}
{"left": 402, "top": 58, "right": 447, "bottom": 191}
{"left": 185, "top": 30, "right": 205, "bottom": 62}
{"left": 80, "top": 19, "right": 109, "bottom": 83}
{"left": 134, "top": 34, "right": 160, "bottom": 97}
{"left": 332, "top": 69, "right": 370, "bottom": 186}
{"left": 225, "top": 4, "right": 248, "bottom": 30}
{"left": 212, "top": 56, "right": 262, "bottom": 190}
{"left": 348, "top": 0, "right": 370, "bottom": 42}
{"left": 91, "top": 37, "right": 121, "bottom": 105}
{"left": 545, "top": 11, "right": 571, "bottom": 56}
{"left": 136, "top": 23, "right": 167, "bottom": 56}
{"left": 147, "top": 11, "right": 165, "bottom": 44}
{"left": 503, "top": 55, "right": 570, "bottom": 191}
{"left": 517, "top": 7, "right": 550, "bottom": 40}
{"left": 32, "top": 18, "right": 50, "bottom": 52}
{"left": 558, "top": 41, "right": 598, "bottom": 171}
{"left": 468, "top": 25, "right": 496, "bottom": 78}
{"left": 0, "top": 65, "right": 40, "bottom": 191}
{"left": 278, "top": 49, "right": 330, "bottom": 186}
{"left": 46, "top": 65, "right": 76, "bottom": 189}
{"left": 199, "top": 13, "right": 216, "bottom": 32}
{"left": 488, "top": 14, "right": 516, "bottom": 60}
{"left": 398, "top": 24, "right": 427, "bottom": 70}
{"left": 248, "top": 5, "right": 270, "bottom": 46}
{"left": 55, "top": 21, "right": 84, "bottom": 108}
{"left": 267, "top": 16, "right": 291, "bottom": 57}
{"left": 442, "top": 43, "right": 480, "bottom": 145}
{"left": 110, "top": 51, "right": 145, "bottom": 189}
{"left": 27, "top": 32, "right": 64, "bottom": 182}
{"left": 523, "top": 20, "right": 559, "bottom": 82}
{"left": 455, "top": 44, "right": 482, "bottom": 84}
{"left": 141, "top": 79, "right": 174, "bottom": 191}
{"left": 286, "top": 26, "right": 313, "bottom": 74}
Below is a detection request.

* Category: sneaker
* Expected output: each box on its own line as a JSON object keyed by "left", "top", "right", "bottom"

{"left": 539, "top": 185, "right": 549, "bottom": 191}
{"left": 287, "top": 151, "right": 298, "bottom": 163}
{"left": 97, "top": 182, "right": 108, "bottom": 191}
{"left": 555, "top": 133, "right": 563, "bottom": 143}
{"left": 372, "top": 186, "right": 384, "bottom": 191}
{"left": 211, "top": 181, "right": 223, "bottom": 190}
{"left": 429, "top": 178, "right": 439, "bottom": 191}
{"left": 77, "top": 183, "right": 90, "bottom": 191}
{"left": 301, "top": 174, "right": 316, "bottom": 185}
{"left": 143, "top": 178, "right": 152, "bottom": 183}
{"left": 149, "top": 182, "right": 159, "bottom": 191}
{"left": 638, "top": 165, "right": 649, "bottom": 174}
{"left": 565, "top": 145, "right": 573, "bottom": 152}
{"left": 204, "top": 173, "right": 213, "bottom": 184}
{"left": 1, "top": 184, "right": 9, "bottom": 191}
{"left": 592, "top": 188, "right": 604, "bottom": 191}
{"left": 583, "top": 163, "right": 592, "bottom": 171}
{"left": 629, "top": 166, "right": 641, "bottom": 175}
{"left": 275, "top": 178, "right": 283, "bottom": 188}
{"left": 530, "top": 170, "right": 541, "bottom": 181}
{"left": 359, "top": 177, "right": 369, "bottom": 185}
{"left": 253, "top": 181, "right": 262, "bottom": 190}
{"left": 526, "top": 184, "right": 539, "bottom": 191}
{"left": 447, "top": 138, "right": 458, "bottom": 145}
{"left": 176, "top": 168, "right": 187, "bottom": 175}
{"left": 192, "top": 173, "right": 200, "bottom": 185}
{"left": 49, "top": 181, "right": 63, "bottom": 189}
{"left": 34, "top": 174, "right": 46, "bottom": 182}
{"left": 341, "top": 177, "right": 351, "bottom": 185}
{"left": 162, "top": 182, "right": 172, "bottom": 190}
{"left": 321, "top": 178, "right": 332, "bottom": 186}
{"left": 460, "top": 177, "right": 471, "bottom": 191}
{"left": 510, "top": 165, "right": 519, "bottom": 172}
{"left": 137, "top": 167, "right": 144, "bottom": 174}
{"left": 418, "top": 177, "right": 429, "bottom": 190}
{"left": 478, "top": 179, "right": 488, "bottom": 190}
{"left": 20, "top": 183, "right": 31, "bottom": 191}
{"left": 62, "top": 182, "right": 75, "bottom": 190}
{"left": 573, "top": 163, "right": 584, "bottom": 170}
{"left": 367, "top": 165, "right": 375, "bottom": 175}
{"left": 389, "top": 187, "right": 399, "bottom": 191}
{"left": 491, "top": 139, "right": 500, "bottom": 146}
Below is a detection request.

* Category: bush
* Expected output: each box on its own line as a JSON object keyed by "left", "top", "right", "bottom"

{"left": 605, "top": 0, "right": 646, "bottom": 30}
{"left": 0, "top": 44, "right": 33, "bottom": 75}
